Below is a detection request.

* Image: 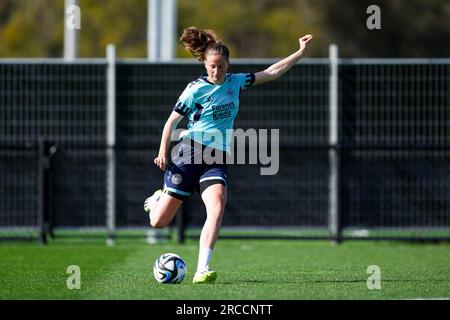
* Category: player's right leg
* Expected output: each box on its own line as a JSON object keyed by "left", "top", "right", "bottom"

{"left": 192, "top": 162, "right": 228, "bottom": 284}
{"left": 147, "top": 191, "right": 183, "bottom": 228}
{"left": 145, "top": 161, "right": 192, "bottom": 228}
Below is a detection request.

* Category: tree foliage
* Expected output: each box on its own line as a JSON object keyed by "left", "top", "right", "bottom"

{"left": 316, "top": 0, "right": 450, "bottom": 57}
{"left": 0, "top": 0, "right": 449, "bottom": 58}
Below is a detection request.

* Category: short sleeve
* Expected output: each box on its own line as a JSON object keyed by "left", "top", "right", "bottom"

{"left": 234, "top": 73, "right": 255, "bottom": 91}
{"left": 173, "top": 85, "right": 196, "bottom": 116}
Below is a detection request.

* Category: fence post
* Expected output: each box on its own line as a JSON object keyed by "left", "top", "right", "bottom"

{"left": 328, "top": 44, "right": 341, "bottom": 244}
{"left": 47, "top": 144, "right": 58, "bottom": 239}
{"left": 38, "top": 139, "right": 56, "bottom": 244}
{"left": 177, "top": 200, "right": 188, "bottom": 244}
{"left": 106, "top": 44, "right": 117, "bottom": 245}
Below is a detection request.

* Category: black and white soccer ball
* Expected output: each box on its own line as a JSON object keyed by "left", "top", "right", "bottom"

{"left": 153, "top": 253, "right": 186, "bottom": 284}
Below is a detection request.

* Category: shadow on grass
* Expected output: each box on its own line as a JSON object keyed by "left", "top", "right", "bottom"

{"left": 217, "top": 278, "right": 450, "bottom": 285}
{"left": 217, "top": 279, "right": 365, "bottom": 285}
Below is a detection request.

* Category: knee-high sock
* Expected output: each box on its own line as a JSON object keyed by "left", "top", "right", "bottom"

{"left": 196, "top": 247, "right": 213, "bottom": 273}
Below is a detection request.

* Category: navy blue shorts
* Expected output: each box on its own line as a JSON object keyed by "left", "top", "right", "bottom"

{"left": 163, "top": 138, "right": 228, "bottom": 201}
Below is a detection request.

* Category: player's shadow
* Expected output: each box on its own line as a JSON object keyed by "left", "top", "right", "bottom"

{"left": 218, "top": 278, "right": 366, "bottom": 285}
{"left": 218, "top": 279, "right": 272, "bottom": 285}
{"left": 219, "top": 278, "right": 450, "bottom": 285}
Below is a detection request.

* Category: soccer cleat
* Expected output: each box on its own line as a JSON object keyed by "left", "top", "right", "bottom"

{"left": 144, "top": 189, "right": 162, "bottom": 213}
{"left": 192, "top": 270, "right": 217, "bottom": 284}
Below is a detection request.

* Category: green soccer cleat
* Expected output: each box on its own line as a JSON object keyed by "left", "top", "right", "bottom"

{"left": 192, "top": 270, "right": 217, "bottom": 284}
{"left": 144, "top": 189, "right": 162, "bottom": 214}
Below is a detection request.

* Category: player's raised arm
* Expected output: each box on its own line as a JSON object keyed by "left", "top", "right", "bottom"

{"left": 254, "top": 34, "right": 313, "bottom": 85}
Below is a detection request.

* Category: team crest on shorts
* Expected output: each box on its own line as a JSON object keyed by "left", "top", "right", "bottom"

{"left": 171, "top": 173, "right": 183, "bottom": 185}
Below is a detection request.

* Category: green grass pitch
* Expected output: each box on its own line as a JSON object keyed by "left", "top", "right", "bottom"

{"left": 1, "top": 238, "right": 450, "bottom": 300}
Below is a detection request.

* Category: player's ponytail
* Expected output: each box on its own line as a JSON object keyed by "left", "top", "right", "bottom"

{"left": 180, "top": 26, "right": 229, "bottom": 62}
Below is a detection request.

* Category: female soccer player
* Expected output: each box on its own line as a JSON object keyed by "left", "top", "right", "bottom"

{"left": 144, "top": 26, "right": 313, "bottom": 284}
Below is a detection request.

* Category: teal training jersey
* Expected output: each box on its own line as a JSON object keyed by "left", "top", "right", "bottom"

{"left": 173, "top": 73, "right": 255, "bottom": 152}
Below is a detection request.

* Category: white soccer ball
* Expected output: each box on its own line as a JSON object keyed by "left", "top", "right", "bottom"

{"left": 153, "top": 253, "right": 186, "bottom": 284}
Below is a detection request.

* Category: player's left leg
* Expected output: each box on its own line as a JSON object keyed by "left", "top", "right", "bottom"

{"left": 193, "top": 180, "right": 227, "bottom": 284}
{"left": 200, "top": 182, "right": 227, "bottom": 251}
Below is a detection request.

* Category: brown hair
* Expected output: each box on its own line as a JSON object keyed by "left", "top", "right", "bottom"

{"left": 180, "top": 26, "right": 229, "bottom": 62}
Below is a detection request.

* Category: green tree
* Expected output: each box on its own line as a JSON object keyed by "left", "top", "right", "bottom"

{"left": 178, "top": 0, "right": 326, "bottom": 58}
{"left": 316, "top": 0, "right": 450, "bottom": 57}
{"left": 0, "top": 0, "right": 449, "bottom": 58}
{"left": 0, "top": 0, "right": 148, "bottom": 58}
{"left": 0, "top": 0, "right": 64, "bottom": 57}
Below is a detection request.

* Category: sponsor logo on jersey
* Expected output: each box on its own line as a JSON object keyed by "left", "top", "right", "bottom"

{"left": 212, "top": 102, "right": 235, "bottom": 120}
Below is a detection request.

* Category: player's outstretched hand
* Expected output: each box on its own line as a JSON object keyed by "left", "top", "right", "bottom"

{"left": 299, "top": 35, "right": 313, "bottom": 52}
{"left": 154, "top": 155, "right": 168, "bottom": 171}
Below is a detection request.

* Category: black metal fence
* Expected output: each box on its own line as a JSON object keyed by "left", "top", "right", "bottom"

{"left": 0, "top": 59, "right": 449, "bottom": 242}
{"left": 338, "top": 62, "right": 450, "bottom": 240}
